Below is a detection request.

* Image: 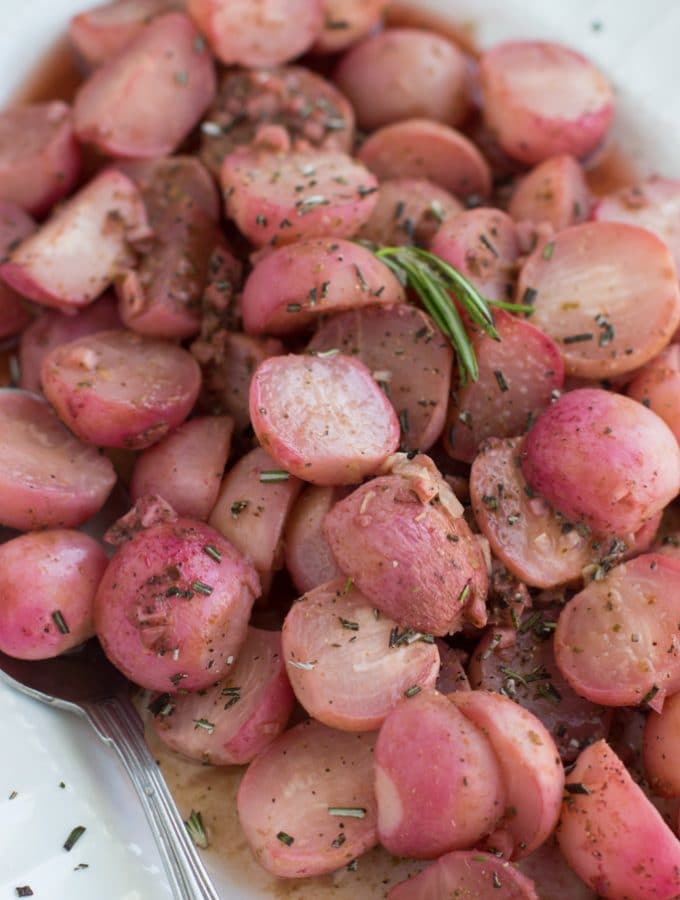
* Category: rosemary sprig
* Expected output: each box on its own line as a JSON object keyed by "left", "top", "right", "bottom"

{"left": 373, "top": 246, "right": 531, "bottom": 383}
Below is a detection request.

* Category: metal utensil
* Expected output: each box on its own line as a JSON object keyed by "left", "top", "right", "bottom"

{"left": 0, "top": 640, "right": 220, "bottom": 900}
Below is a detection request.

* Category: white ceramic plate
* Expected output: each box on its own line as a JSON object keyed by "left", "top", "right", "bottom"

{"left": 1, "top": 1, "right": 680, "bottom": 897}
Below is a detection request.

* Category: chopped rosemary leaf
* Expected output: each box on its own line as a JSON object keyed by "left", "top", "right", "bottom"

{"left": 186, "top": 810, "right": 209, "bottom": 849}
{"left": 328, "top": 807, "right": 367, "bottom": 818}
{"left": 641, "top": 684, "right": 659, "bottom": 706}
{"left": 398, "top": 409, "right": 410, "bottom": 433}
{"left": 191, "top": 580, "right": 213, "bottom": 595}
{"left": 63, "top": 825, "right": 86, "bottom": 852}
{"left": 286, "top": 303, "right": 302, "bottom": 312}
{"left": 193, "top": 718, "right": 215, "bottom": 734}
{"left": 15, "top": 888, "right": 33, "bottom": 898}
{"left": 260, "top": 470, "right": 290, "bottom": 482}
{"left": 9, "top": 790, "right": 17, "bottom": 800}
{"left": 331, "top": 833, "right": 347, "bottom": 848}
{"left": 230, "top": 499, "right": 248, "bottom": 518}
{"left": 276, "top": 831, "right": 294, "bottom": 846}
{"left": 339, "top": 617, "right": 359, "bottom": 631}
{"left": 404, "top": 685, "right": 422, "bottom": 698}
{"left": 148, "top": 693, "right": 175, "bottom": 718}
{"left": 222, "top": 686, "right": 241, "bottom": 709}
{"left": 73, "top": 863, "right": 89, "bottom": 871}
{"left": 522, "top": 286, "right": 538, "bottom": 306}
{"left": 202, "top": 545, "right": 222, "bottom": 563}
{"left": 342, "top": 577, "right": 354, "bottom": 594}
{"left": 494, "top": 369, "right": 509, "bottom": 392}
{"left": 565, "top": 782, "right": 591, "bottom": 795}
{"left": 492, "top": 872, "right": 502, "bottom": 889}
{"left": 287, "top": 659, "right": 316, "bottom": 670}
{"left": 563, "top": 333, "right": 593, "bottom": 344}
{"left": 542, "top": 241, "right": 555, "bottom": 260}
{"left": 52, "top": 609, "right": 70, "bottom": 635}
{"left": 458, "top": 582, "right": 471, "bottom": 604}
{"left": 347, "top": 859, "right": 359, "bottom": 872}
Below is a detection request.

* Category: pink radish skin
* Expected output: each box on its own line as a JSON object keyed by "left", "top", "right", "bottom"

{"left": 644, "top": 692, "right": 680, "bottom": 797}
{"left": 324, "top": 465, "right": 488, "bottom": 635}
{"left": 334, "top": 28, "right": 470, "bottom": 131}
{"left": 357, "top": 177, "right": 463, "bottom": 247}
{"left": 430, "top": 208, "right": 519, "bottom": 301}
{"left": 508, "top": 155, "right": 590, "bottom": 231}
{"left": 554, "top": 553, "right": 680, "bottom": 709}
{"left": 308, "top": 304, "right": 453, "bottom": 452}
{"left": 151, "top": 627, "right": 294, "bottom": 765}
{"left": 249, "top": 353, "right": 400, "bottom": 486}
{"left": 130, "top": 416, "right": 233, "bottom": 520}
{"left": 41, "top": 329, "right": 201, "bottom": 450}
{"left": 0, "top": 530, "right": 108, "bottom": 660}
{"left": 0, "top": 102, "right": 80, "bottom": 218}
{"left": 521, "top": 388, "right": 680, "bottom": 537}
{"left": 313, "top": 0, "right": 388, "bottom": 54}
{"left": 358, "top": 119, "right": 491, "bottom": 203}
{"left": 0, "top": 202, "right": 36, "bottom": 339}
{"left": 237, "top": 719, "right": 378, "bottom": 878}
{"left": 95, "top": 518, "right": 260, "bottom": 693}
{"left": 187, "top": 0, "right": 324, "bottom": 68}
{"left": 516, "top": 222, "right": 680, "bottom": 379}
{"left": 0, "top": 390, "right": 116, "bottom": 531}
{"left": 444, "top": 310, "right": 564, "bottom": 463}
{"left": 627, "top": 344, "right": 680, "bottom": 445}
{"left": 282, "top": 577, "right": 440, "bottom": 731}
{"left": 241, "top": 239, "right": 405, "bottom": 336}
{"left": 284, "top": 486, "right": 343, "bottom": 594}
{"left": 557, "top": 740, "right": 680, "bottom": 899}
{"left": 221, "top": 148, "right": 378, "bottom": 247}
{"left": 19, "top": 294, "right": 121, "bottom": 394}
{"left": 375, "top": 690, "right": 506, "bottom": 859}
{"left": 479, "top": 41, "right": 614, "bottom": 165}
{"left": 0, "top": 170, "right": 151, "bottom": 312}
{"left": 209, "top": 447, "right": 302, "bottom": 595}
{"left": 388, "top": 851, "right": 539, "bottom": 900}
{"left": 69, "top": 0, "right": 184, "bottom": 67}
{"left": 451, "top": 689, "right": 564, "bottom": 859}
{"left": 74, "top": 13, "right": 216, "bottom": 159}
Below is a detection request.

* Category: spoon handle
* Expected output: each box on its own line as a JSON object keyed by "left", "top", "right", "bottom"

{"left": 84, "top": 694, "right": 220, "bottom": 900}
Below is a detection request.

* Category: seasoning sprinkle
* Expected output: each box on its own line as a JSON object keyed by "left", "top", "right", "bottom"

{"left": 186, "top": 810, "right": 209, "bottom": 849}
{"left": 494, "top": 369, "right": 509, "bottom": 392}
{"left": 542, "top": 241, "right": 555, "bottom": 260}
{"left": 287, "top": 659, "right": 316, "bottom": 670}
{"left": 563, "top": 333, "right": 593, "bottom": 344}
{"left": 339, "top": 617, "right": 359, "bottom": 631}
{"left": 328, "top": 807, "right": 366, "bottom": 818}
{"left": 222, "top": 686, "right": 241, "bottom": 709}
{"left": 193, "top": 718, "right": 216, "bottom": 734}
{"left": 565, "top": 782, "right": 591, "bottom": 795}
{"left": 63, "top": 825, "right": 86, "bottom": 852}
{"left": 331, "top": 833, "right": 347, "bottom": 848}
{"left": 404, "top": 685, "right": 422, "bottom": 698}
{"left": 203, "top": 545, "right": 222, "bottom": 563}
{"left": 15, "top": 888, "right": 33, "bottom": 898}
{"left": 52, "top": 609, "right": 70, "bottom": 635}
{"left": 492, "top": 872, "right": 502, "bottom": 889}
{"left": 260, "top": 470, "right": 290, "bottom": 482}
{"left": 276, "top": 831, "right": 294, "bottom": 846}
{"left": 230, "top": 500, "right": 249, "bottom": 518}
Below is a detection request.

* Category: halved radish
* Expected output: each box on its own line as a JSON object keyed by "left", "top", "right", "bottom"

{"left": 479, "top": 41, "right": 614, "bottom": 164}
{"left": 521, "top": 389, "right": 680, "bottom": 537}
{"left": 508, "top": 155, "right": 590, "bottom": 231}
{"left": 284, "top": 486, "right": 343, "bottom": 593}
{"left": 249, "top": 353, "right": 400, "bottom": 485}
{"left": 388, "top": 851, "right": 539, "bottom": 900}
{"left": 241, "top": 239, "right": 404, "bottom": 336}
{"left": 451, "top": 689, "right": 564, "bottom": 858}
{"left": 150, "top": 627, "right": 294, "bottom": 765}
{"left": 627, "top": 344, "right": 680, "bottom": 445}
{"left": 644, "top": 692, "right": 680, "bottom": 797}
{"left": 221, "top": 148, "right": 378, "bottom": 247}
{"left": 357, "top": 177, "right": 463, "bottom": 247}
{"left": 375, "top": 690, "right": 506, "bottom": 859}
{"left": 308, "top": 304, "right": 453, "bottom": 451}
{"left": 516, "top": 222, "right": 680, "bottom": 379}
{"left": 313, "top": 0, "right": 388, "bottom": 54}
{"left": 444, "top": 311, "right": 563, "bottom": 463}
{"left": 237, "top": 719, "right": 377, "bottom": 878}
{"left": 357, "top": 119, "right": 491, "bottom": 204}
{"left": 554, "top": 553, "right": 680, "bottom": 709}
{"left": 282, "top": 577, "right": 440, "bottom": 731}
{"left": 209, "top": 446, "right": 302, "bottom": 595}
{"left": 557, "top": 740, "right": 680, "bottom": 898}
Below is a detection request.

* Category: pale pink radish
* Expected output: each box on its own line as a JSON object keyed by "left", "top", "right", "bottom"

{"left": 0, "top": 202, "right": 36, "bottom": 339}
{"left": 644, "top": 692, "right": 680, "bottom": 797}
{"left": 241, "top": 239, "right": 405, "bottom": 336}
{"left": 19, "top": 293, "right": 121, "bottom": 394}
{"left": 150, "top": 627, "right": 294, "bottom": 765}
{"left": 0, "top": 390, "right": 116, "bottom": 530}
{"left": 199, "top": 65, "right": 355, "bottom": 175}
{"left": 388, "top": 851, "right": 539, "bottom": 900}
{"left": 187, "top": 0, "right": 324, "bottom": 67}
{"left": 284, "top": 486, "right": 342, "bottom": 593}
{"left": 521, "top": 389, "right": 680, "bottom": 537}
{"left": 375, "top": 690, "right": 506, "bottom": 858}
{"left": 324, "top": 460, "right": 488, "bottom": 635}
{"left": 357, "top": 178, "right": 463, "bottom": 247}
{"left": 334, "top": 28, "right": 470, "bottom": 131}
{"left": 42, "top": 329, "right": 201, "bottom": 450}
{"left": 516, "top": 222, "right": 680, "bottom": 379}
{"left": 0, "top": 170, "right": 151, "bottom": 312}
{"left": 554, "top": 553, "right": 680, "bottom": 708}
{"left": 249, "top": 353, "right": 400, "bottom": 485}
{"left": 130, "top": 416, "right": 233, "bottom": 520}
{"left": 74, "top": 13, "right": 216, "bottom": 158}
{"left": 0, "top": 102, "right": 80, "bottom": 217}
{"left": 479, "top": 41, "right": 614, "bottom": 165}
{"left": 313, "top": 0, "right": 388, "bottom": 54}
{"left": 430, "top": 208, "right": 519, "bottom": 301}
{"left": 237, "top": 719, "right": 377, "bottom": 878}
{"left": 592, "top": 177, "right": 680, "bottom": 271}
{"left": 508, "top": 155, "right": 590, "bottom": 231}
{"left": 95, "top": 517, "right": 260, "bottom": 692}
{"left": 209, "top": 446, "right": 302, "bottom": 594}
{"left": 282, "top": 577, "right": 440, "bottom": 731}
{"left": 308, "top": 304, "right": 453, "bottom": 451}
{"left": 627, "top": 344, "right": 680, "bottom": 445}
{"left": 220, "top": 148, "right": 378, "bottom": 247}
{"left": 358, "top": 119, "right": 491, "bottom": 204}
{"left": 451, "top": 689, "right": 564, "bottom": 858}
{"left": 0, "top": 530, "right": 107, "bottom": 660}
{"left": 444, "top": 311, "right": 563, "bottom": 463}
{"left": 557, "top": 740, "right": 680, "bottom": 898}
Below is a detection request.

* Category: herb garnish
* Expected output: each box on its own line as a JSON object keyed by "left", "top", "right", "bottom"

{"left": 222, "top": 686, "right": 241, "bottom": 709}
{"left": 202, "top": 545, "right": 222, "bottom": 563}
{"left": 230, "top": 500, "right": 248, "bottom": 518}
{"left": 15, "top": 888, "right": 33, "bottom": 898}
{"left": 191, "top": 580, "right": 213, "bottom": 596}
{"left": 63, "top": 825, "right": 86, "bottom": 852}
{"left": 404, "top": 685, "right": 422, "bottom": 698}
{"left": 52, "top": 610, "right": 70, "bottom": 635}
{"left": 328, "top": 807, "right": 366, "bottom": 818}
{"left": 565, "top": 782, "right": 592, "bottom": 795}
{"left": 260, "top": 470, "right": 290, "bottom": 483}
{"left": 193, "top": 718, "right": 215, "bottom": 734}
{"left": 185, "top": 810, "right": 209, "bottom": 849}
{"left": 276, "top": 831, "right": 294, "bottom": 846}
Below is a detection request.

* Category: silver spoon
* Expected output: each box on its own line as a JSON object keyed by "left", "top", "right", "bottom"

{"left": 0, "top": 640, "right": 220, "bottom": 900}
